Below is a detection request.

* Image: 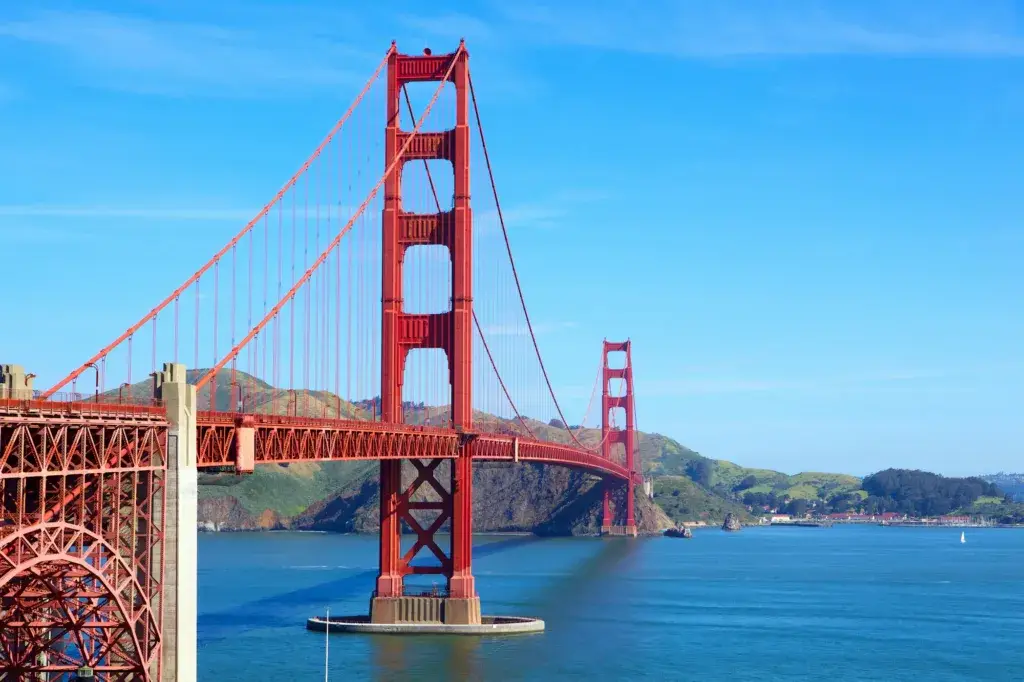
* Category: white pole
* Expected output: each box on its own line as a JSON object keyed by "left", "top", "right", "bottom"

{"left": 324, "top": 606, "right": 330, "bottom": 682}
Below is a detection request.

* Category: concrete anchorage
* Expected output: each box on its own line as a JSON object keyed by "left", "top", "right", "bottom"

{"left": 0, "top": 363, "right": 35, "bottom": 399}
{"left": 153, "top": 363, "right": 198, "bottom": 682}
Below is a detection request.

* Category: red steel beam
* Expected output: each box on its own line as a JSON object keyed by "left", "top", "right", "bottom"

{"left": 194, "top": 413, "right": 636, "bottom": 481}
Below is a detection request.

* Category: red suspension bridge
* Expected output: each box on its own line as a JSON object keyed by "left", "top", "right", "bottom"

{"left": 0, "top": 42, "right": 643, "bottom": 681}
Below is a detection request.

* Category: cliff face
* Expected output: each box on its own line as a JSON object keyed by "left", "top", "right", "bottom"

{"left": 198, "top": 461, "right": 673, "bottom": 536}
{"left": 197, "top": 496, "right": 287, "bottom": 531}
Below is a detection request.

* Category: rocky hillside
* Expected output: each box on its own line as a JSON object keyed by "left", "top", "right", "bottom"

{"left": 199, "top": 459, "right": 672, "bottom": 535}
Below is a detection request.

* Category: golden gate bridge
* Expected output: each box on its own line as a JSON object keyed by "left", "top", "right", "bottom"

{"left": 0, "top": 42, "right": 643, "bottom": 681}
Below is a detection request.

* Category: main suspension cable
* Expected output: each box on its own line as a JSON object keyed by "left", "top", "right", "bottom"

{"left": 467, "top": 70, "right": 594, "bottom": 452}
{"left": 399, "top": 85, "right": 538, "bottom": 440}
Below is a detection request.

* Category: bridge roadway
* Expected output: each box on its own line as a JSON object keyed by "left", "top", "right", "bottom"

{"left": 195, "top": 411, "right": 640, "bottom": 483}
{"left": 0, "top": 397, "right": 638, "bottom": 484}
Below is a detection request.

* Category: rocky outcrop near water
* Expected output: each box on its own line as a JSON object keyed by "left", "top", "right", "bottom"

{"left": 722, "top": 513, "right": 742, "bottom": 532}
{"left": 197, "top": 496, "right": 288, "bottom": 531}
{"left": 664, "top": 526, "right": 693, "bottom": 538}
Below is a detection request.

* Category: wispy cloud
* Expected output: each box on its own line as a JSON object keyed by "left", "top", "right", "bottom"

{"left": 477, "top": 189, "right": 609, "bottom": 231}
{"left": 494, "top": 0, "right": 1024, "bottom": 58}
{"left": 0, "top": 205, "right": 257, "bottom": 221}
{"left": 0, "top": 226, "right": 92, "bottom": 245}
{"left": 479, "top": 205, "right": 567, "bottom": 231}
{"left": 0, "top": 9, "right": 373, "bottom": 97}
{"left": 482, "top": 321, "right": 577, "bottom": 337}
{"left": 633, "top": 364, "right": 1023, "bottom": 398}
{"left": 396, "top": 12, "right": 494, "bottom": 42}
{"left": 554, "top": 363, "right": 1024, "bottom": 399}
{"left": 393, "top": 11, "right": 542, "bottom": 99}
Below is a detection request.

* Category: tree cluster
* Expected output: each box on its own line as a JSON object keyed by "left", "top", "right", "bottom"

{"left": 741, "top": 490, "right": 784, "bottom": 509}
{"left": 686, "top": 459, "right": 714, "bottom": 487}
{"left": 860, "top": 468, "right": 1001, "bottom": 517}
{"left": 733, "top": 475, "right": 758, "bottom": 492}
{"left": 739, "top": 492, "right": 815, "bottom": 516}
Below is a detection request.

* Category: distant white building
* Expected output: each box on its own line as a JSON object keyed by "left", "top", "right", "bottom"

{"left": 770, "top": 514, "right": 792, "bottom": 523}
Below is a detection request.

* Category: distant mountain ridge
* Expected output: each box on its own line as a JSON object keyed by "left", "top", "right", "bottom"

{"left": 982, "top": 473, "right": 1024, "bottom": 502}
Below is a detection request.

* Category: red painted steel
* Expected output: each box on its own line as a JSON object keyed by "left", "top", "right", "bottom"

{"left": 601, "top": 340, "right": 638, "bottom": 531}
{"left": 192, "top": 412, "right": 637, "bottom": 480}
{"left": 0, "top": 400, "right": 168, "bottom": 681}
{"left": 11, "top": 39, "right": 650, "bottom": 675}
{"left": 378, "top": 42, "right": 475, "bottom": 599}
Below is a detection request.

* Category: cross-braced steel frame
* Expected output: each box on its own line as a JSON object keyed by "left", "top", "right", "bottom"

{"left": 1, "top": 399, "right": 168, "bottom": 681}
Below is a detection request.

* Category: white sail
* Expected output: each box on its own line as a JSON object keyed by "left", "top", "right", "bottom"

{"left": 960, "top": 531, "right": 966, "bottom": 544}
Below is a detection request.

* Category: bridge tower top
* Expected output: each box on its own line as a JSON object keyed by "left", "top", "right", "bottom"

{"left": 601, "top": 339, "right": 635, "bottom": 440}
{"left": 381, "top": 41, "right": 471, "bottom": 429}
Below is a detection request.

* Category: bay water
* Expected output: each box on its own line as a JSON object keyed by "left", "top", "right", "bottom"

{"left": 198, "top": 526, "right": 1024, "bottom": 680}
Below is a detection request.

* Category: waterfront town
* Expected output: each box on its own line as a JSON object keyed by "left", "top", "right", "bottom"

{"left": 765, "top": 512, "right": 995, "bottom": 527}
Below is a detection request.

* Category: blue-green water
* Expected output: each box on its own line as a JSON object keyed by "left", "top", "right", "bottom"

{"left": 198, "top": 527, "right": 1024, "bottom": 680}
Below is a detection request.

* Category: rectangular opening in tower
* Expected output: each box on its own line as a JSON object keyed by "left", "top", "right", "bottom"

{"left": 402, "top": 347, "right": 452, "bottom": 425}
{"left": 608, "top": 406, "right": 627, "bottom": 431}
{"left": 606, "top": 350, "right": 627, "bottom": 370}
{"left": 399, "top": 81, "right": 456, "bottom": 132}
{"left": 402, "top": 245, "right": 453, "bottom": 315}
{"left": 401, "top": 159, "right": 454, "bottom": 214}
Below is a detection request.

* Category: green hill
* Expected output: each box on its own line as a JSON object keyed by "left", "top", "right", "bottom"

{"left": 652, "top": 476, "right": 754, "bottom": 524}
{"left": 715, "top": 463, "right": 863, "bottom": 501}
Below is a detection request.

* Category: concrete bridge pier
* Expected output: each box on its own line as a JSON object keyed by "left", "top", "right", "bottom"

{"left": 153, "top": 363, "right": 198, "bottom": 682}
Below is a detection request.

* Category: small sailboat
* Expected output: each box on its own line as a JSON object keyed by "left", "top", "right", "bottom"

{"left": 960, "top": 531, "right": 966, "bottom": 544}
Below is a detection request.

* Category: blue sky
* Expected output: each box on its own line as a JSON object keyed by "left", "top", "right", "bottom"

{"left": 1, "top": 0, "right": 1022, "bottom": 476}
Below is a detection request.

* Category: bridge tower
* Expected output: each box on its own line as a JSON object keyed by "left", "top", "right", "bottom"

{"left": 374, "top": 42, "right": 480, "bottom": 624}
{"left": 601, "top": 340, "right": 638, "bottom": 537}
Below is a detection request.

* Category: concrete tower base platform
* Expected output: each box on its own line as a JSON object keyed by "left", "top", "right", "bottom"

{"left": 602, "top": 525, "right": 638, "bottom": 537}
{"left": 306, "top": 615, "right": 544, "bottom": 636}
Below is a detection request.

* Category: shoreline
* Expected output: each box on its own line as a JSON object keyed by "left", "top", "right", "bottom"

{"left": 197, "top": 527, "right": 569, "bottom": 536}
{"left": 196, "top": 522, "right": 1024, "bottom": 535}
{"left": 752, "top": 522, "right": 1024, "bottom": 530}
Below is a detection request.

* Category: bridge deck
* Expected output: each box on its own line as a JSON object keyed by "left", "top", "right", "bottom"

{"left": 0, "top": 400, "right": 637, "bottom": 483}
{"left": 196, "top": 411, "right": 638, "bottom": 482}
